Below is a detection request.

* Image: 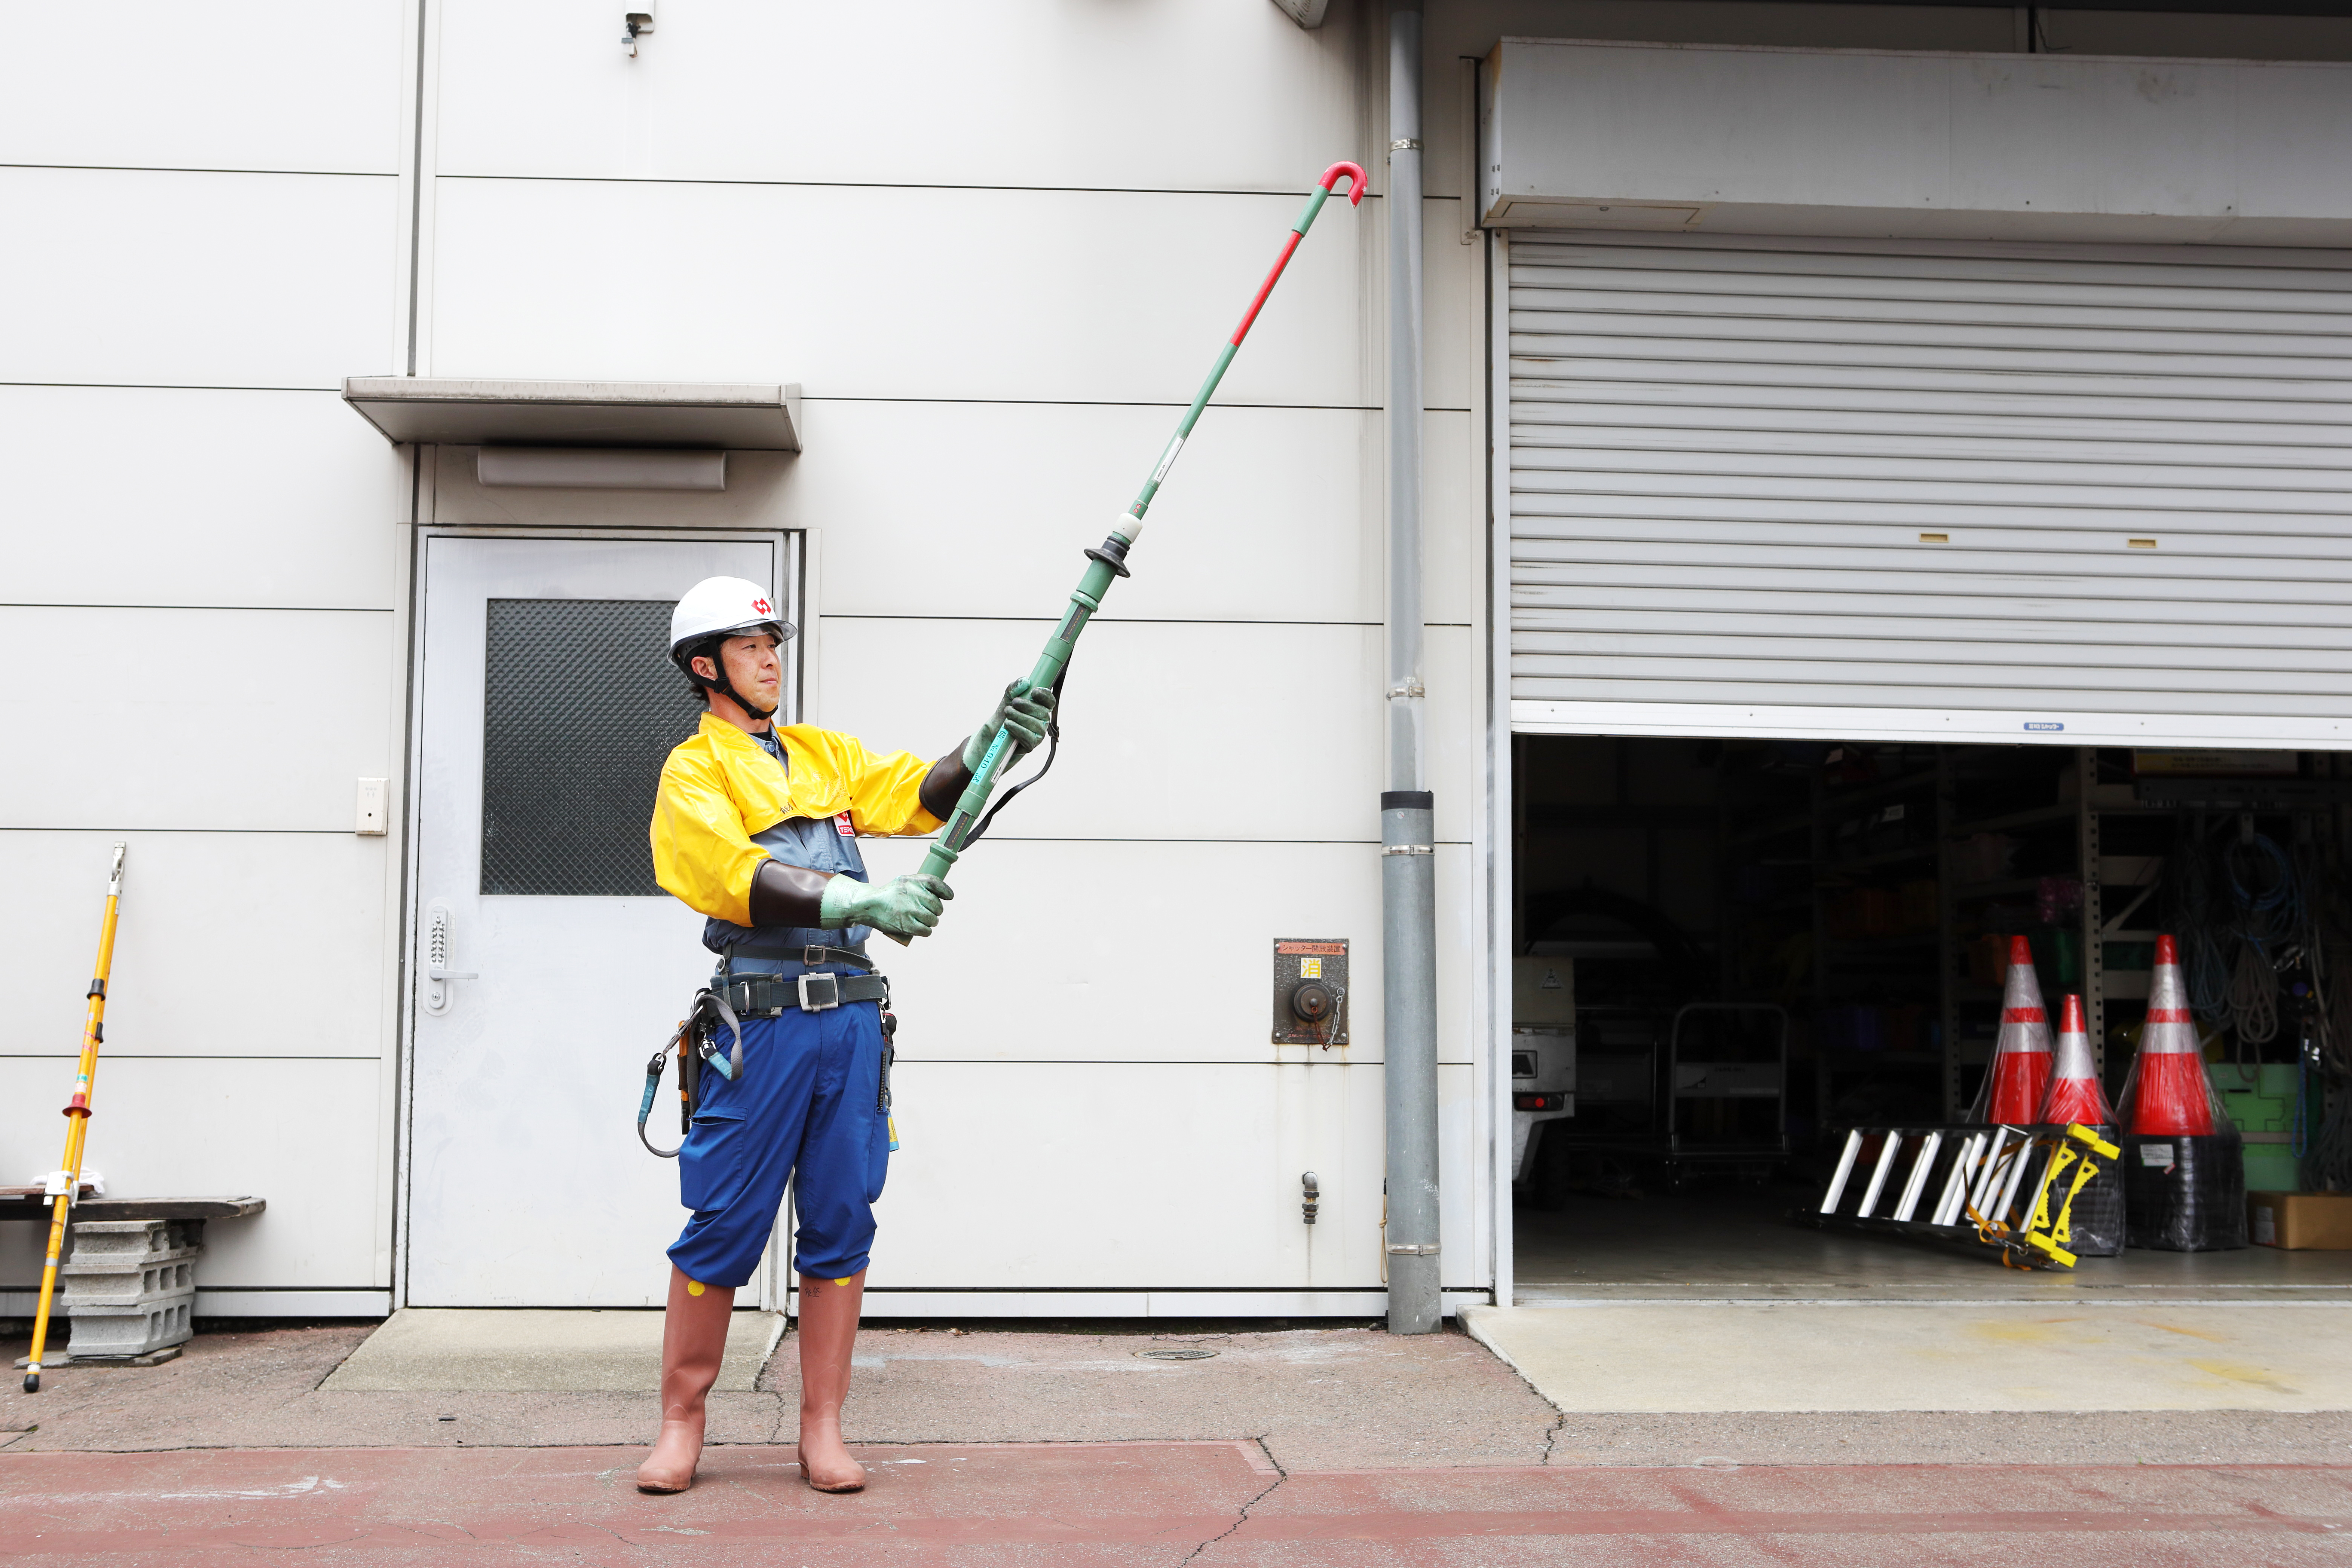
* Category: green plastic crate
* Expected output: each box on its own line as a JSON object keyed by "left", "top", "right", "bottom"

{"left": 2245, "top": 1144, "right": 2303, "bottom": 1193}
{"left": 2213, "top": 1063, "right": 2298, "bottom": 1134}
{"left": 2214, "top": 1063, "right": 2302, "bottom": 1192}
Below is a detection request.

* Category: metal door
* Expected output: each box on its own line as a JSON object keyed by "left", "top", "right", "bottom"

{"left": 404, "top": 533, "right": 793, "bottom": 1305}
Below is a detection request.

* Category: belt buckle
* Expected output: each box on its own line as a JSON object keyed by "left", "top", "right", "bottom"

{"left": 804, "top": 944, "right": 831, "bottom": 968}
{"left": 797, "top": 971, "right": 842, "bottom": 1012}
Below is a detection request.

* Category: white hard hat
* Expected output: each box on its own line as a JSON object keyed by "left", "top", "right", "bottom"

{"left": 669, "top": 576, "right": 795, "bottom": 667}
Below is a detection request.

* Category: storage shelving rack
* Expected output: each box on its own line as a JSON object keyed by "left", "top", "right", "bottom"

{"left": 1936, "top": 746, "right": 2170, "bottom": 1119}
{"left": 1716, "top": 753, "right": 1815, "bottom": 1139}
{"left": 1811, "top": 760, "right": 1947, "bottom": 1130}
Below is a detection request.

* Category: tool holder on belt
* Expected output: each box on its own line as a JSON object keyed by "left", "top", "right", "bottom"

{"left": 637, "top": 986, "right": 742, "bottom": 1159}
{"left": 637, "top": 946, "right": 897, "bottom": 1157}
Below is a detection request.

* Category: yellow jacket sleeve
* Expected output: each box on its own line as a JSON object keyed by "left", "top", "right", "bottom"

{"left": 829, "top": 731, "right": 946, "bottom": 838}
{"left": 650, "top": 747, "right": 765, "bottom": 926}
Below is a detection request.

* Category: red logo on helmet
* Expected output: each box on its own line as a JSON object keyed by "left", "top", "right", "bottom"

{"left": 752, "top": 597, "right": 772, "bottom": 616}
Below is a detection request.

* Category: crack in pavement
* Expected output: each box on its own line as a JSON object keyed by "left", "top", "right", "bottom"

{"left": 1455, "top": 1311, "right": 1571, "bottom": 1465}
{"left": 1540, "top": 1409, "right": 1569, "bottom": 1465}
{"left": 764, "top": 1388, "right": 790, "bottom": 1447}
{"left": 1175, "top": 1437, "right": 1285, "bottom": 1566}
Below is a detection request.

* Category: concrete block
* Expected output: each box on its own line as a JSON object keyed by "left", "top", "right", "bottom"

{"left": 58, "top": 1215, "right": 205, "bottom": 1360}
{"left": 66, "top": 1217, "right": 205, "bottom": 1257}
{"left": 60, "top": 1248, "right": 199, "bottom": 1306}
{"left": 66, "top": 1290, "right": 195, "bottom": 1359}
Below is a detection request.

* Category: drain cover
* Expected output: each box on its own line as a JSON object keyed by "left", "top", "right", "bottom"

{"left": 1133, "top": 1348, "right": 1219, "bottom": 1361}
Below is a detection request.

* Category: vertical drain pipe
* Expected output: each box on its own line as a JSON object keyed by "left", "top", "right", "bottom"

{"left": 1383, "top": 5, "right": 1440, "bottom": 1336}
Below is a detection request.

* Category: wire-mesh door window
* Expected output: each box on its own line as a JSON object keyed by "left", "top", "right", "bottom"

{"left": 481, "top": 598, "right": 704, "bottom": 896}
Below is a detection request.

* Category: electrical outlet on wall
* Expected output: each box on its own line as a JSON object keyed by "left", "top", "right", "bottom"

{"left": 356, "top": 778, "right": 388, "bottom": 836}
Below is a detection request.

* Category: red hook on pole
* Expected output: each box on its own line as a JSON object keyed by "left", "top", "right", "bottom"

{"left": 912, "top": 160, "right": 1373, "bottom": 884}
{"left": 1230, "top": 161, "right": 1370, "bottom": 348}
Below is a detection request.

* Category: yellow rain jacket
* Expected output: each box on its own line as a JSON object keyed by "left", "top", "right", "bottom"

{"left": 650, "top": 712, "right": 942, "bottom": 926}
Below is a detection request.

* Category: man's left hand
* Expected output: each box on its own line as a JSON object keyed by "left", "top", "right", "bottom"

{"left": 963, "top": 680, "right": 1056, "bottom": 770}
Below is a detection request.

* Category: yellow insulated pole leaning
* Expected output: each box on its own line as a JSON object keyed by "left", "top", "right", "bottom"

{"left": 23, "top": 842, "right": 126, "bottom": 1393}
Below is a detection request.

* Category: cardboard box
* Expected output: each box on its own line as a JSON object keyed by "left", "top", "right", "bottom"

{"left": 2249, "top": 1191, "right": 2352, "bottom": 1250}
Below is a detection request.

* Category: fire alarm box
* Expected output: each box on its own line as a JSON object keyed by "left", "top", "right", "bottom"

{"left": 1273, "top": 938, "right": 1349, "bottom": 1046}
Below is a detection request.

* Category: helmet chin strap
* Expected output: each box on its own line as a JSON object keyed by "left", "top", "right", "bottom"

{"left": 693, "top": 645, "right": 778, "bottom": 723}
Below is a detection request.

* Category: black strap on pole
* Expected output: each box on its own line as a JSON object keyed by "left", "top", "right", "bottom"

{"left": 962, "top": 665, "right": 1070, "bottom": 850}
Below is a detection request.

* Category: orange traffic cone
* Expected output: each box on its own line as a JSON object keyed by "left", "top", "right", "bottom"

{"left": 2118, "top": 935, "right": 2216, "bottom": 1136}
{"left": 1972, "top": 935, "right": 2051, "bottom": 1124}
{"left": 2038, "top": 992, "right": 2114, "bottom": 1126}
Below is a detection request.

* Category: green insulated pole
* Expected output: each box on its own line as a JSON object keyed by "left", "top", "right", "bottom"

{"left": 918, "top": 160, "right": 1367, "bottom": 883}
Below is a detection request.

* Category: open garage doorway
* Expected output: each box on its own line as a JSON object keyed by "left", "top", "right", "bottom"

{"left": 1508, "top": 734, "right": 2352, "bottom": 1302}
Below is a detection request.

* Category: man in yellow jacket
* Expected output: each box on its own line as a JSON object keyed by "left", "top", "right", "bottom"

{"left": 637, "top": 576, "right": 1050, "bottom": 1496}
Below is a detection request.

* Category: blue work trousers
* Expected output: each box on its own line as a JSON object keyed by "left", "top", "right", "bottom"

{"left": 667, "top": 1000, "right": 891, "bottom": 1288}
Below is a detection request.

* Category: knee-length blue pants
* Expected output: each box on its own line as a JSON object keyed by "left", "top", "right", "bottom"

{"left": 668, "top": 998, "right": 892, "bottom": 1288}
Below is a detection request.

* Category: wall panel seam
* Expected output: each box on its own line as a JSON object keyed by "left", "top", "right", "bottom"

{"left": 1, "top": 163, "right": 397, "bottom": 178}
{"left": 892, "top": 836, "right": 1473, "bottom": 845}
{"left": 0, "top": 604, "right": 398, "bottom": 614}
{"left": 804, "top": 395, "right": 1466, "bottom": 412}
{"left": 436, "top": 172, "right": 1398, "bottom": 201}
{"left": 0, "top": 1055, "right": 388, "bottom": 1061}
{"left": 0, "top": 381, "right": 343, "bottom": 394}
{"left": 0, "top": 827, "right": 383, "bottom": 836}
{"left": 819, "top": 615, "right": 1475, "bottom": 628}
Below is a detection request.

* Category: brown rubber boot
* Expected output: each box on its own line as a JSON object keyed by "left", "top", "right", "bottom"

{"left": 793, "top": 1270, "right": 868, "bottom": 1493}
{"left": 635, "top": 1266, "right": 737, "bottom": 1494}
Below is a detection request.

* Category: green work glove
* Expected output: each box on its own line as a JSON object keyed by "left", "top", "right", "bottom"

{"left": 962, "top": 680, "right": 1056, "bottom": 770}
{"left": 819, "top": 873, "right": 953, "bottom": 940}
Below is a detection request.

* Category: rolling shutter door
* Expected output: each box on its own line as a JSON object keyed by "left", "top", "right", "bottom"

{"left": 1505, "top": 234, "right": 2352, "bottom": 736}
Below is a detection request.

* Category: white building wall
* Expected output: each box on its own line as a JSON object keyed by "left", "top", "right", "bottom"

{"left": 16, "top": 0, "right": 2342, "bottom": 1318}
{"left": 414, "top": 0, "right": 1494, "bottom": 1314}
{"left": 0, "top": 3, "right": 413, "bottom": 1316}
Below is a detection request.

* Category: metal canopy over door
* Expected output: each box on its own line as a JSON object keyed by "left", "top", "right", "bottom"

{"left": 406, "top": 533, "right": 795, "bottom": 1306}
{"left": 1504, "top": 232, "right": 2352, "bottom": 747}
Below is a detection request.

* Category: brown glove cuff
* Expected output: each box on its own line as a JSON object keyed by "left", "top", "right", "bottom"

{"left": 748, "top": 857, "right": 833, "bottom": 928}
{"left": 918, "top": 748, "right": 972, "bottom": 822}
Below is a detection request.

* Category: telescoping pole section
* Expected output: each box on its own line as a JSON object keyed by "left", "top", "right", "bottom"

{"left": 916, "top": 161, "right": 1367, "bottom": 882}
{"left": 24, "top": 843, "right": 127, "bottom": 1392}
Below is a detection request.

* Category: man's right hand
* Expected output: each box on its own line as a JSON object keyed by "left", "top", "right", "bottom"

{"left": 819, "top": 873, "right": 954, "bottom": 940}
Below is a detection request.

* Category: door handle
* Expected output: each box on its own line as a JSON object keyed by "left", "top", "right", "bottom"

{"left": 424, "top": 902, "right": 475, "bottom": 1015}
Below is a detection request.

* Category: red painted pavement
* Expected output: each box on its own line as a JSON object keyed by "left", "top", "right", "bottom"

{"left": 3, "top": 1444, "right": 2349, "bottom": 1566}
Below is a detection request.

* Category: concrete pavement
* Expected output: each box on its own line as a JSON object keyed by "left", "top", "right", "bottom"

{"left": 7, "top": 1444, "right": 2352, "bottom": 1565}
{"left": 0, "top": 1320, "right": 1561, "bottom": 1471}
{"left": 320, "top": 1308, "right": 779, "bottom": 1393}
{"left": 1464, "top": 1302, "right": 2352, "bottom": 1412}
{"left": 9, "top": 1315, "right": 2352, "bottom": 1563}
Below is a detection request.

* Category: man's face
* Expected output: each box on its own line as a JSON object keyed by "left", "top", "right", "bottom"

{"left": 697, "top": 632, "right": 782, "bottom": 710}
